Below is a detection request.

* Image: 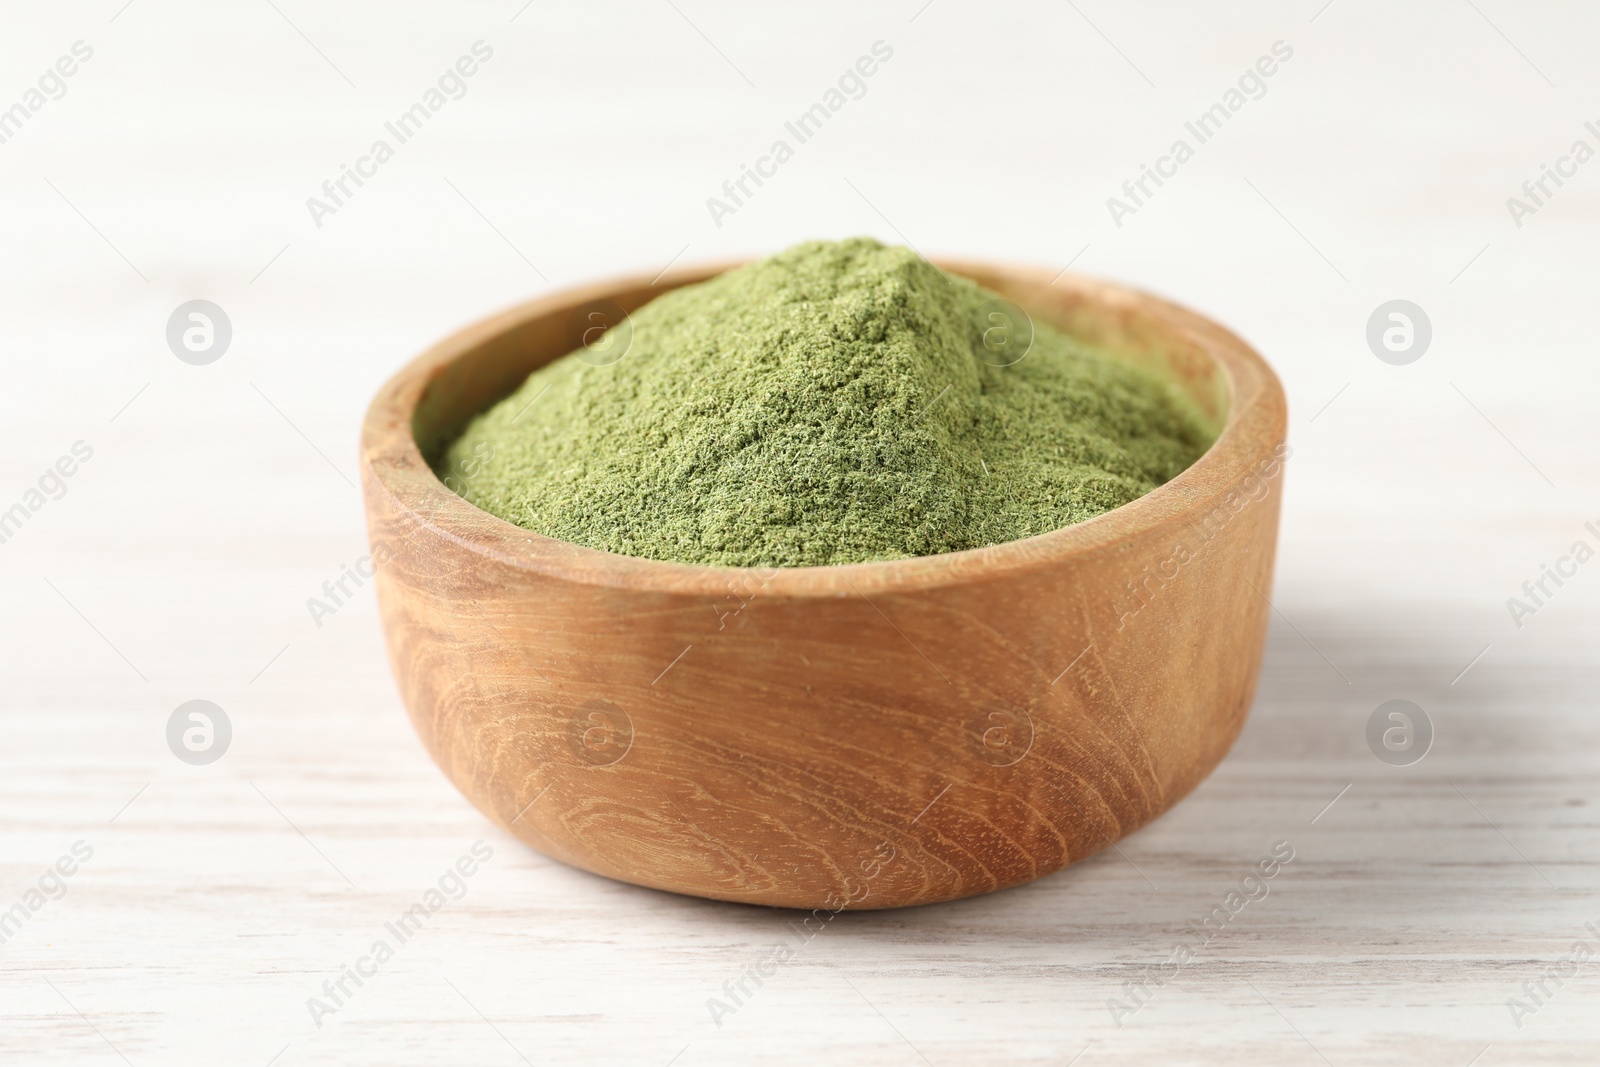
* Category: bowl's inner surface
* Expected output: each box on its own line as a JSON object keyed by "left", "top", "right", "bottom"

{"left": 412, "top": 265, "right": 1231, "bottom": 472}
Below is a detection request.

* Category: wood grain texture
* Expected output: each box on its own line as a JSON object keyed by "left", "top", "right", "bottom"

{"left": 359, "top": 262, "right": 1289, "bottom": 909}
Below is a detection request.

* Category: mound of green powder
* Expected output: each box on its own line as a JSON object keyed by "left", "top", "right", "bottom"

{"left": 437, "top": 238, "right": 1215, "bottom": 568}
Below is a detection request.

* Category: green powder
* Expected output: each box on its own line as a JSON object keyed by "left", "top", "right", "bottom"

{"left": 437, "top": 238, "right": 1215, "bottom": 568}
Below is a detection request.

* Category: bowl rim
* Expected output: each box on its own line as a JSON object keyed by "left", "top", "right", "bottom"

{"left": 360, "top": 257, "right": 1287, "bottom": 599}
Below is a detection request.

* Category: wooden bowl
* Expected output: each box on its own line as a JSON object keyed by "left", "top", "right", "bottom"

{"left": 360, "top": 259, "right": 1287, "bottom": 911}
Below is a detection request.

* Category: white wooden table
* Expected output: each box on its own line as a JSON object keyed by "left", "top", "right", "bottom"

{"left": 3, "top": 1, "right": 1597, "bottom": 1063}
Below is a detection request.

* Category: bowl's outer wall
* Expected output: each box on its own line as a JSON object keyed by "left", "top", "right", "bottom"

{"left": 360, "top": 263, "right": 1287, "bottom": 910}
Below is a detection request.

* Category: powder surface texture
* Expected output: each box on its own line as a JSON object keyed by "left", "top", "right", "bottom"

{"left": 437, "top": 238, "right": 1215, "bottom": 568}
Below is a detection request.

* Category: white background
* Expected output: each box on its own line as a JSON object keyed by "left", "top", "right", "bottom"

{"left": 2, "top": 1, "right": 1598, "bottom": 1064}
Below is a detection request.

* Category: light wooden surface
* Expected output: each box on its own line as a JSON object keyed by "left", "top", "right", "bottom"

{"left": 3, "top": 1, "right": 1599, "bottom": 1064}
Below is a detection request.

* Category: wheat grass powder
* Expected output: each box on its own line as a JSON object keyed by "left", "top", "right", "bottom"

{"left": 437, "top": 238, "right": 1215, "bottom": 568}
